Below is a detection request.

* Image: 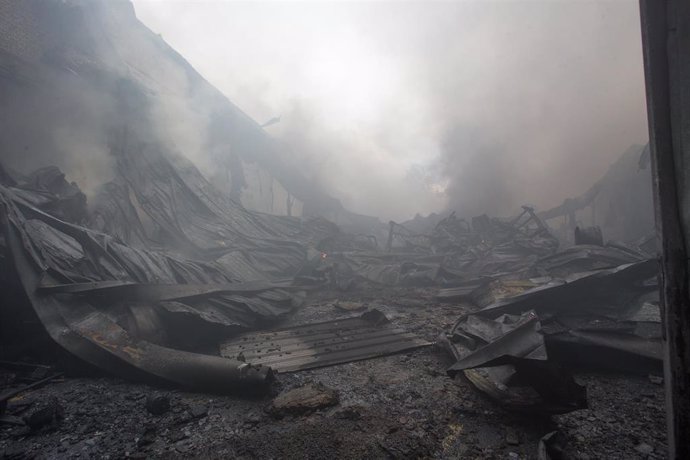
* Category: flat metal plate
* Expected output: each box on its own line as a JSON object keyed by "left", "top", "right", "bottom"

{"left": 219, "top": 310, "right": 432, "bottom": 373}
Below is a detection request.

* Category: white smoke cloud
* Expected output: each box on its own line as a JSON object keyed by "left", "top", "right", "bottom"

{"left": 132, "top": 0, "right": 648, "bottom": 220}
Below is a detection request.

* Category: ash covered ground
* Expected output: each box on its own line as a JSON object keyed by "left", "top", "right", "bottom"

{"left": 1, "top": 287, "right": 666, "bottom": 459}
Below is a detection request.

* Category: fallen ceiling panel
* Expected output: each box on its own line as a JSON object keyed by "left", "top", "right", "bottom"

{"left": 219, "top": 309, "right": 432, "bottom": 372}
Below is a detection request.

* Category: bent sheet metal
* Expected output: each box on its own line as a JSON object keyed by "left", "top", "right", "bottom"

{"left": 220, "top": 309, "right": 432, "bottom": 372}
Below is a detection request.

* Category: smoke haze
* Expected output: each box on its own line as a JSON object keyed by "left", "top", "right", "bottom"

{"left": 0, "top": 71, "right": 118, "bottom": 196}
{"left": 133, "top": 0, "right": 648, "bottom": 221}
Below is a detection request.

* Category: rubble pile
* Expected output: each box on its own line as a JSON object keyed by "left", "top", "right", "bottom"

{"left": 302, "top": 205, "right": 561, "bottom": 290}
{"left": 440, "top": 258, "right": 659, "bottom": 412}
{"left": 0, "top": 150, "right": 663, "bottom": 458}
{"left": 0, "top": 1, "right": 666, "bottom": 457}
{"left": 0, "top": 148, "right": 660, "bottom": 402}
{"left": 0, "top": 148, "right": 337, "bottom": 392}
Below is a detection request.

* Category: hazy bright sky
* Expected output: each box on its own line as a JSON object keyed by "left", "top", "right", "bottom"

{"left": 132, "top": 0, "right": 648, "bottom": 220}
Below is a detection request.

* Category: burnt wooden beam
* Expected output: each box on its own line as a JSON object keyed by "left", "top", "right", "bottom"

{"left": 639, "top": 0, "right": 690, "bottom": 458}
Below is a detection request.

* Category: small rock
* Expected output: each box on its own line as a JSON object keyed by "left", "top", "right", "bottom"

{"left": 268, "top": 382, "right": 339, "bottom": 417}
{"left": 244, "top": 412, "right": 262, "bottom": 425}
{"left": 23, "top": 397, "right": 64, "bottom": 431}
{"left": 136, "top": 426, "right": 157, "bottom": 447}
{"left": 635, "top": 443, "right": 654, "bottom": 455}
{"left": 187, "top": 403, "right": 208, "bottom": 419}
{"left": 508, "top": 452, "right": 519, "bottom": 459}
{"left": 506, "top": 428, "right": 520, "bottom": 446}
{"left": 168, "top": 430, "right": 187, "bottom": 443}
{"left": 648, "top": 375, "right": 663, "bottom": 385}
{"left": 145, "top": 393, "right": 170, "bottom": 416}
{"left": 332, "top": 406, "right": 362, "bottom": 420}
{"left": 175, "top": 442, "right": 190, "bottom": 454}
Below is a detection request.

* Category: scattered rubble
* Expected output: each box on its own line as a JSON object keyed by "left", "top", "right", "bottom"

{"left": 0, "top": 156, "right": 665, "bottom": 456}
{"left": 0, "top": 288, "right": 667, "bottom": 458}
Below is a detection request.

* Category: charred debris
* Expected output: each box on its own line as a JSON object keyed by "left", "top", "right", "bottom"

{"left": 0, "top": 144, "right": 659, "bottom": 411}
{"left": 0, "top": 1, "right": 663, "bottom": 456}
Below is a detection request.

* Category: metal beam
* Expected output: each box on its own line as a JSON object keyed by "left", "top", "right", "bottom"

{"left": 639, "top": 1, "right": 690, "bottom": 457}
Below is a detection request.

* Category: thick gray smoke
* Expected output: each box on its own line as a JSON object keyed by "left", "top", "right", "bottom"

{"left": 0, "top": 71, "right": 118, "bottom": 196}
{"left": 134, "top": 0, "right": 648, "bottom": 221}
{"left": 426, "top": 1, "right": 649, "bottom": 217}
{"left": 0, "top": 1, "right": 648, "bottom": 223}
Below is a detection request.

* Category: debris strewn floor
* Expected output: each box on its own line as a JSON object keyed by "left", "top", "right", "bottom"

{"left": 0, "top": 288, "right": 666, "bottom": 459}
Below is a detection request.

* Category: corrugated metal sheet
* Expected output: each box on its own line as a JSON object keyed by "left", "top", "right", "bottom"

{"left": 219, "top": 310, "right": 432, "bottom": 372}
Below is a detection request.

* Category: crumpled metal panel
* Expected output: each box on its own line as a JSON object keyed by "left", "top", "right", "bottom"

{"left": 2, "top": 205, "right": 272, "bottom": 392}
{"left": 446, "top": 310, "right": 547, "bottom": 372}
{"left": 219, "top": 309, "right": 432, "bottom": 372}
{"left": 95, "top": 142, "right": 334, "bottom": 268}
{"left": 441, "top": 260, "right": 660, "bottom": 412}
{"left": 0, "top": 186, "right": 315, "bottom": 393}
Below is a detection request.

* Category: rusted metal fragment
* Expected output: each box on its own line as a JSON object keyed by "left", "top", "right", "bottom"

{"left": 219, "top": 309, "right": 431, "bottom": 373}
{"left": 469, "top": 279, "right": 538, "bottom": 308}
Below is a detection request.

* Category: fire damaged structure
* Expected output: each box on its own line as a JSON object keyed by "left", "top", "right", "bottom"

{"left": 0, "top": 0, "right": 681, "bottom": 458}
